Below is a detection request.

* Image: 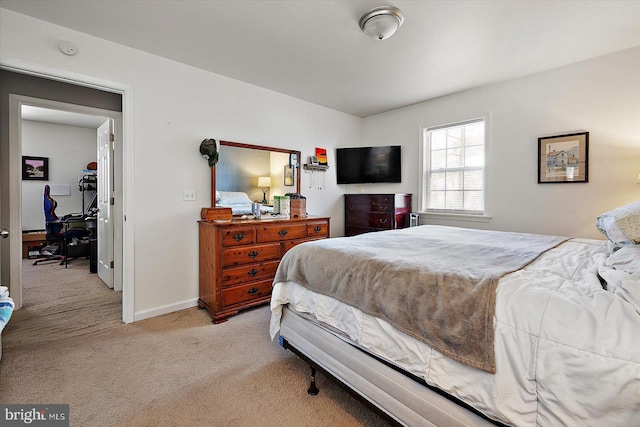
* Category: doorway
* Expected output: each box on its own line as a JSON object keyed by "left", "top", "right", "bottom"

{"left": 21, "top": 104, "right": 115, "bottom": 290}
{"left": 1, "top": 68, "right": 132, "bottom": 323}
{"left": 14, "top": 97, "right": 122, "bottom": 307}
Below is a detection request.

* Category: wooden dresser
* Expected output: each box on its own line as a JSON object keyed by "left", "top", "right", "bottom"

{"left": 344, "top": 194, "right": 412, "bottom": 236}
{"left": 198, "top": 216, "right": 330, "bottom": 323}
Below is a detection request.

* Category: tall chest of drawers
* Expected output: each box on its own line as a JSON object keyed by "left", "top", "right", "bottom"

{"left": 198, "top": 216, "right": 330, "bottom": 323}
{"left": 344, "top": 194, "right": 411, "bottom": 236}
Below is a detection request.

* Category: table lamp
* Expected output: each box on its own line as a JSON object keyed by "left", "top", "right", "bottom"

{"left": 258, "top": 176, "right": 271, "bottom": 204}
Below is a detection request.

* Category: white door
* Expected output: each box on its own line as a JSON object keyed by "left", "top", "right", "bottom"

{"left": 97, "top": 119, "right": 114, "bottom": 288}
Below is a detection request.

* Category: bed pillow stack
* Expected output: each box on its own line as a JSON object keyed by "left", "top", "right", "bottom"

{"left": 596, "top": 200, "right": 640, "bottom": 246}
{"left": 217, "top": 191, "right": 253, "bottom": 205}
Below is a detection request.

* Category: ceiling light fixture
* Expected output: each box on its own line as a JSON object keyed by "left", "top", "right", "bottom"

{"left": 359, "top": 6, "right": 404, "bottom": 40}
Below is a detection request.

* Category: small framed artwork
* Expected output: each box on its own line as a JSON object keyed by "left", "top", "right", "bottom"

{"left": 538, "top": 132, "right": 588, "bottom": 183}
{"left": 284, "top": 165, "right": 294, "bottom": 186}
{"left": 310, "top": 155, "right": 319, "bottom": 165}
{"left": 22, "top": 156, "right": 49, "bottom": 181}
{"left": 315, "top": 147, "right": 328, "bottom": 165}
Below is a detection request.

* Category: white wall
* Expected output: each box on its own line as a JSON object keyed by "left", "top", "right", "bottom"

{"left": 1, "top": 9, "right": 361, "bottom": 318}
{"left": 21, "top": 120, "right": 96, "bottom": 230}
{"left": 362, "top": 47, "right": 640, "bottom": 239}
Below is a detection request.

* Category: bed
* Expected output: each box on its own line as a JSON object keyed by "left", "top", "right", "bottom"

{"left": 216, "top": 190, "right": 273, "bottom": 215}
{"left": 270, "top": 201, "right": 640, "bottom": 426}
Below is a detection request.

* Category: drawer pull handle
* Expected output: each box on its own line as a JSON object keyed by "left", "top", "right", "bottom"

{"left": 378, "top": 218, "right": 388, "bottom": 224}
{"left": 380, "top": 206, "right": 388, "bottom": 211}
{"left": 278, "top": 229, "right": 288, "bottom": 237}
{"left": 314, "top": 226, "right": 322, "bottom": 233}
{"left": 233, "top": 232, "right": 245, "bottom": 242}
{"left": 248, "top": 287, "right": 259, "bottom": 295}
{"left": 248, "top": 268, "right": 259, "bottom": 277}
{"left": 248, "top": 250, "right": 259, "bottom": 259}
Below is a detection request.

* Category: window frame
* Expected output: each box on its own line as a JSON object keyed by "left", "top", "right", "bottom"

{"left": 419, "top": 114, "right": 491, "bottom": 221}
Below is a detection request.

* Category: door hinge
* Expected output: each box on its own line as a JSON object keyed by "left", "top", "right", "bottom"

{"left": 110, "top": 197, "right": 115, "bottom": 205}
{"left": 110, "top": 261, "right": 114, "bottom": 269}
{"left": 109, "top": 133, "right": 115, "bottom": 142}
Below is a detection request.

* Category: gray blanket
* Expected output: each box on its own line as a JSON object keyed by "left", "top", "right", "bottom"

{"left": 273, "top": 225, "right": 568, "bottom": 373}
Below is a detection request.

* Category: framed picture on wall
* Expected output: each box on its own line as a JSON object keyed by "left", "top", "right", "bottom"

{"left": 538, "top": 132, "right": 588, "bottom": 183}
{"left": 22, "top": 156, "right": 49, "bottom": 181}
{"left": 284, "top": 165, "right": 294, "bottom": 186}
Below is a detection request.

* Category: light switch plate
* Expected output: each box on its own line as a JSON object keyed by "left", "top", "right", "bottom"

{"left": 183, "top": 189, "right": 196, "bottom": 201}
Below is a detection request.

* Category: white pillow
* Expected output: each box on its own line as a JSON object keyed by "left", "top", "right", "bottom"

{"left": 217, "top": 191, "right": 253, "bottom": 205}
{"left": 596, "top": 200, "right": 640, "bottom": 245}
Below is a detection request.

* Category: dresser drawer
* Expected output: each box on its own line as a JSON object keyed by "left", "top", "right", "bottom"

{"left": 368, "top": 213, "right": 393, "bottom": 228}
{"left": 222, "top": 260, "right": 280, "bottom": 287}
{"left": 222, "top": 279, "right": 272, "bottom": 307}
{"left": 346, "top": 199, "right": 392, "bottom": 212}
{"left": 345, "top": 212, "right": 366, "bottom": 227}
{"left": 307, "top": 221, "right": 329, "bottom": 238}
{"left": 221, "top": 226, "right": 256, "bottom": 247}
{"left": 370, "top": 202, "right": 393, "bottom": 213}
{"left": 222, "top": 243, "right": 281, "bottom": 267}
{"left": 257, "top": 223, "right": 307, "bottom": 243}
{"left": 368, "top": 195, "right": 395, "bottom": 205}
{"left": 346, "top": 212, "right": 393, "bottom": 228}
{"left": 345, "top": 200, "right": 368, "bottom": 211}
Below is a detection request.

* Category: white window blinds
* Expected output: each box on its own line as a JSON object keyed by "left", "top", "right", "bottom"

{"left": 424, "top": 119, "right": 485, "bottom": 214}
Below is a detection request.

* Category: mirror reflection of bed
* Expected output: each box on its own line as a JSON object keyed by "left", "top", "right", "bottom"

{"left": 214, "top": 141, "right": 301, "bottom": 215}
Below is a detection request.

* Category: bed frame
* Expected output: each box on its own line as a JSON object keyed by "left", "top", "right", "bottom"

{"left": 278, "top": 307, "right": 501, "bottom": 427}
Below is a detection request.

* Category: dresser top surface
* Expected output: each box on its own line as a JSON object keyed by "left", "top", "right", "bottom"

{"left": 200, "top": 216, "right": 330, "bottom": 227}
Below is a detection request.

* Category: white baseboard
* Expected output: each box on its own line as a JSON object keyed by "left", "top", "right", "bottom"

{"left": 134, "top": 298, "right": 199, "bottom": 322}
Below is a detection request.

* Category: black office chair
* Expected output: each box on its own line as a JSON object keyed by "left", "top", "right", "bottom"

{"left": 33, "top": 185, "right": 90, "bottom": 266}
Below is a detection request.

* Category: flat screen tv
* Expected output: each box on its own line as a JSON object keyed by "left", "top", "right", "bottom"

{"left": 336, "top": 145, "right": 401, "bottom": 184}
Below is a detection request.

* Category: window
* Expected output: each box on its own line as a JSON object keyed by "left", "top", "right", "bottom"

{"left": 422, "top": 118, "right": 486, "bottom": 214}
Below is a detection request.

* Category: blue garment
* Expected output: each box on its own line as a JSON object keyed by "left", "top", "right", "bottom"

{"left": 0, "top": 297, "right": 14, "bottom": 333}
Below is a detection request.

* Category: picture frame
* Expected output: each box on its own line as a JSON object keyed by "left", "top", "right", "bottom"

{"left": 538, "top": 132, "right": 588, "bottom": 183}
{"left": 22, "top": 156, "right": 49, "bottom": 181}
{"left": 284, "top": 165, "right": 294, "bottom": 186}
{"left": 310, "top": 155, "right": 319, "bottom": 165}
{"left": 315, "top": 147, "right": 328, "bottom": 166}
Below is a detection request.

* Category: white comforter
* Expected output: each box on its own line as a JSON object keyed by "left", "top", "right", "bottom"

{"left": 271, "top": 238, "right": 640, "bottom": 426}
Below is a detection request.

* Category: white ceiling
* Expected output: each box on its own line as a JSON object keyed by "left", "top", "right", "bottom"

{"left": 2, "top": 0, "right": 639, "bottom": 118}
{"left": 21, "top": 106, "right": 109, "bottom": 129}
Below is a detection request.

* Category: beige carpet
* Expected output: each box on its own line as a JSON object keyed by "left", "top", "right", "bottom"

{"left": 0, "top": 259, "right": 389, "bottom": 426}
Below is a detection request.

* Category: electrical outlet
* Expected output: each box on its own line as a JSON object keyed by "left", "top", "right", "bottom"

{"left": 183, "top": 189, "right": 196, "bottom": 201}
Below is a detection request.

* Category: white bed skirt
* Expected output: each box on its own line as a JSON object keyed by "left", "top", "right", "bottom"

{"left": 278, "top": 306, "right": 496, "bottom": 427}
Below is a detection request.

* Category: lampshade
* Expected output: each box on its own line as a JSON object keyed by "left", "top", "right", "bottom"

{"left": 359, "top": 6, "right": 404, "bottom": 40}
{"left": 258, "top": 176, "right": 271, "bottom": 188}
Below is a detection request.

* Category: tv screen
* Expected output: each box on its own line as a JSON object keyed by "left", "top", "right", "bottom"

{"left": 336, "top": 146, "right": 401, "bottom": 184}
